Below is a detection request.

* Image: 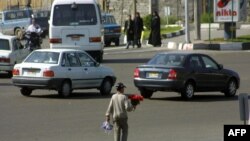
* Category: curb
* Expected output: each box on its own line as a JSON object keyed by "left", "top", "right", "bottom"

{"left": 161, "top": 29, "right": 185, "bottom": 39}
{"left": 162, "top": 42, "right": 250, "bottom": 51}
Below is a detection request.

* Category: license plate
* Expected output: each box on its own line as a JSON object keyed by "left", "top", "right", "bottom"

{"left": 148, "top": 72, "right": 159, "bottom": 78}
{"left": 71, "top": 36, "right": 80, "bottom": 41}
{"left": 23, "top": 69, "right": 38, "bottom": 76}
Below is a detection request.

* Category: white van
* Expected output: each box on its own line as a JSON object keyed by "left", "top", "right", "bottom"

{"left": 49, "top": 0, "right": 104, "bottom": 62}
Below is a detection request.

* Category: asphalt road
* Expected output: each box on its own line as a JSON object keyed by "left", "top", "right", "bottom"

{"left": 1, "top": 45, "right": 250, "bottom": 141}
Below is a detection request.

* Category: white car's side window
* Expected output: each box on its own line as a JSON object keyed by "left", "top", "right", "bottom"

{"left": 67, "top": 53, "right": 81, "bottom": 67}
{"left": 78, "top": 53, "right": 95, "bottom": 67}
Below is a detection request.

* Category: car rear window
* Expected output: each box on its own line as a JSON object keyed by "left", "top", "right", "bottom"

{"left": 25, "top": 52, "right": 60, "bottom": 64}
{"left": 102, "top": 15, "right": 116, "bottom": 24}
{"left": 148, "top": 54, "right": 185, "bottom": 66}
{"left": 53, "top": 4, "right": 97, "bottom": 26}
{"left": 0, "top": 39, "right": 10, "bottom": 50}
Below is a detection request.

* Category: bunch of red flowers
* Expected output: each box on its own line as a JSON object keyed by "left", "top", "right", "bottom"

{"left": 128, "top": 94, "right": 144, "bottom": 106}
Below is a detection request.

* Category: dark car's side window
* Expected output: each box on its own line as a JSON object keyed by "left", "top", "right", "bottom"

{"left": 189, "top": 56, "right": 202, "bottom": 68}
{"left": 201, "top": 56, "right": 218, "bottom": 69}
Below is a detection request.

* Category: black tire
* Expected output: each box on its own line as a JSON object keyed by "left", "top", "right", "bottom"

{"left": 115, "top": 39, "right": 120, "bottom": 46}
{"left": 58, "top": 81, "right": 72, "bottom": 98}
{"left": 100, "top": 79, "right": 112, "bottom": 95}
{"left": 20, "top": 87, "right": 32, "bottom": 96}
{"left": 181, "top": 82, "right": 195, "bottom": 100}
{"left": 224, "top": 79, "right": 237, "bottom": 97}
{"left": 105, "top": 41, "right": 111, "bottom": 47}
{"left": 139, "top": 88, "right": 153, "bottom": 98}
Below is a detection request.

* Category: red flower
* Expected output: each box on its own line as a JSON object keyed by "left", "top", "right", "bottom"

{"left": 128, "top": 94, "right": 144, "bottom": 106}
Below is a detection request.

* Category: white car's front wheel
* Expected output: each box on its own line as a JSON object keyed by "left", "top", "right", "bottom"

{"left": 100, "top": 79, "right": 112, "bottom": 96}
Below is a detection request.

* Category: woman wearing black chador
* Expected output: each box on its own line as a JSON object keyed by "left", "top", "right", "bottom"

{"left": 148, "top": 11, "right": 161, "bottom": 47}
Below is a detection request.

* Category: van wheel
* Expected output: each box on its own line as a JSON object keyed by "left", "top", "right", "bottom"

{"left": 58, "top": 81, "right": 72, "bottom": 98}
{"left": 20, "top": 87, "right": 32, "bottom": 96}
{"left": 100, "top": 79, "right": 112, "bottom": 95}
{"left": 15, "top": 28, "right": 23, "bottom": 39}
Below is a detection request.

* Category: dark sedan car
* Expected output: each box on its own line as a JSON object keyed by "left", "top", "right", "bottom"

{"left": 134, "top": 52, "right": 240, "bottom": 99}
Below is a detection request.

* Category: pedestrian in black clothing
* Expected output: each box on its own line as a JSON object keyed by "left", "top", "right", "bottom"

{"left": 148, "top": 11, "right": 162, "bottom": 47}
{"left": 124, "top": 15, "right": 134, "bottom": 49}
{"left": 134, "top": 12, "right": 144, "bottom": 48}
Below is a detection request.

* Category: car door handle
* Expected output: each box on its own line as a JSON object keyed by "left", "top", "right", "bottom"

{"left": 84, "top": 68, "right": 88, "bottom": 71}
{"left": 68, "top": 68, "right": 71, "bottom": 71}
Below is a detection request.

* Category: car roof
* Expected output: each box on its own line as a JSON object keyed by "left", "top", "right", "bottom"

{"left": 158, "top": 51, "right": 206, "bottom": 56}
{"left": 0, "top": 33, "right": 16, "bottom": 40}
{"left": 102, "top": 13, "right": 113, "bottom": 16}
{"left": 34, "top": 48, "right": 86, "bottom": 53}
{"left": 53, "top": 0, "right": 97, "bottom": 5}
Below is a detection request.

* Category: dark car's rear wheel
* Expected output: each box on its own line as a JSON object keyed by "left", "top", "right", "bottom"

{"left": 181, "top": 82, "right": 194, "bottom": 100}
{"left": 224, "top": 79, "right": 237, "bottom": 97}
{"left": 139, "top": 88, "right": 153, "bottom": 98}
{"left": 20, "top": 87, "right": 32, "bottom": 96}
{"left": 100, "top": 79, "right": 112, "bottom": 96}
{"left": 58, "top": 81, "right": 72, "bottom": 98}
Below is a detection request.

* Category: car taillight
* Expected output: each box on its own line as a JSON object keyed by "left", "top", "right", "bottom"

{"left": 43, "top": 70, "right": 54, "bottom": 77}
{"left": 49, "top": 38, "right": 62, "bottom": 44}
{"left": 89, "top": 37, "right": 101, "bottom": 42}
{"left": 12, "top": 69, "right": 20, "bottom": 76}
{"left": 134, "top": 68, "right": 140, "bottom": 78}
{"left": 0, "top": 57, "right": 10, "bottom": 63}
{"left": 167, "top": 69, "right": 177, "bottom": 80}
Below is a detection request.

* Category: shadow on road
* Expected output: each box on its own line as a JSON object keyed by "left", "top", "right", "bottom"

{"left": 103, "top": 58, "right": 150, "bottom": 64}
{"left": 150, "top": 94, "right": 239, "bottom": 102}
{"left": 28, "top": 92, "right": 112, "bottom": 100}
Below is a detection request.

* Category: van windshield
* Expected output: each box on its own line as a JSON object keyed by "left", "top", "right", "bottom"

{"left": 53, "top": 4, "right": 97, "bottom": 26}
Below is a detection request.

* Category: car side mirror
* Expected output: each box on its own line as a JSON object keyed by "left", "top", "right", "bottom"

{"left": 218, "top": 64, "right": 223, "bottom": 70}
{"left": 95, "top": 62, "right": 100, "bottom": 67}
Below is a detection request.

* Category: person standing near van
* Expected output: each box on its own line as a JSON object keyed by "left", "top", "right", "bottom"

{"left": 105, "top": 82, "right": 134, "bottom": 141}
{"left": 148, "top": 11, "right": 161, "bottom": 47}
{"left": 134, "top": 12, "right": 144, "bottom": 48}
{"left": 124, "top": 15, "right": 134, "bottom": 49}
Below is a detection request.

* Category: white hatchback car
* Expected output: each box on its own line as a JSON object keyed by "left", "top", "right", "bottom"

{"left": 0, "top": 33, "right": 30, "bottom": 76}
{"left": 12, "top": 49, "right": 116, "bottom": 97}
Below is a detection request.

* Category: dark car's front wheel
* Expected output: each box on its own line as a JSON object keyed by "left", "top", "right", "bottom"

{"left": 224, "top": 79, "right": 237, "bottom": 97}
{"left": 139, "top": 88, "right": 153, "bottom": 98}
{"left": 181, "top": 82, "right": 195, "bottom": 100}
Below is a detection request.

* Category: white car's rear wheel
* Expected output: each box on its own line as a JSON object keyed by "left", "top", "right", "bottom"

{"left": 58, "top": 81, "right": 72, "bottom": 98}
{"left": 20, "top": 87, "right": 32, "bottom": 96}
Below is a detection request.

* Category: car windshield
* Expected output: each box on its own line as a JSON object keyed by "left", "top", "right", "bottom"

{"left": 25, "top": 51, "right": 60, "bottom": 64}
{"left": 147, "top": 54, "right": 185, "bottom": 66}
{"left": 53, "top": 4, "right": 97, "bottom": 26}
{"left": 0, "top": 39, "right": 10, "bottom": 50}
